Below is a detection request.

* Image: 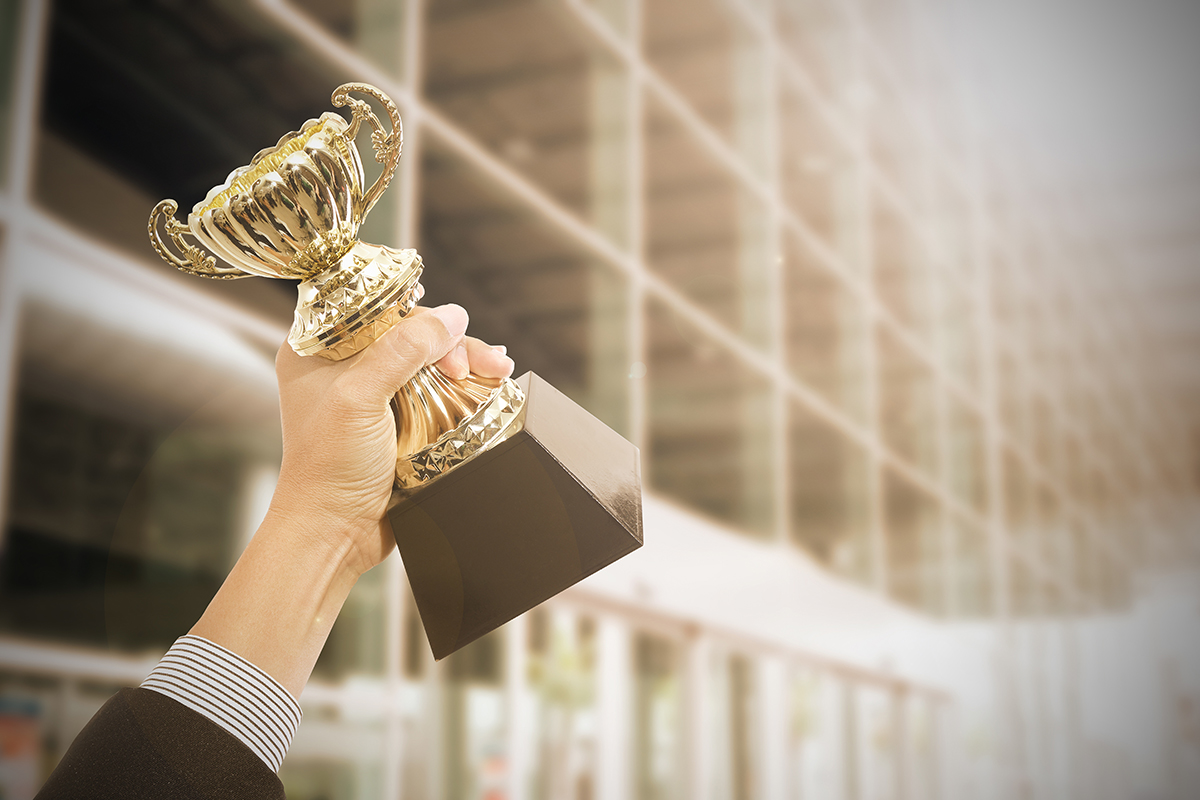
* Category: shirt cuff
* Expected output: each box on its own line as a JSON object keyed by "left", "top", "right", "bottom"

{"left": 140, "top": 635, "right": 302, "bottom": 772}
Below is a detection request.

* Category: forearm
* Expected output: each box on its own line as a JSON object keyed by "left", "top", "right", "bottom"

{"left": 189, "top": 507, "right": 365, "bottom": 699}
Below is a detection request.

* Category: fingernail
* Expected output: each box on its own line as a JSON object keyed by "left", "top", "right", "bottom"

{"left": 492, "top": 345, "right": 507, "bottom": 355}
{"left": 429, "top": 304, "right": 468, "bottom": 339}
{"left": 454, "top": 345, "right": 469, "bottom": 378}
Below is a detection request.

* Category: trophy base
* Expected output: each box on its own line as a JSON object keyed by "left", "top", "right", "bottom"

{"left": 388, "top": 372, "right": 643, "bottom": 660}
{"left": 288, "top": 242, "right": 423, "bottom": 360}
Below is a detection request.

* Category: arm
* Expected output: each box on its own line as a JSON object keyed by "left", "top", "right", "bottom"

{"left": 36, "top": 303, "right": 513, "bottom": 798}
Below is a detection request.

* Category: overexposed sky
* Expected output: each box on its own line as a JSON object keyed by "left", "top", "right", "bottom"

{"left": 944, "top": 0, "right": 1200, "bottom": 408}
{"left": 947, "top": 0, "right": 1200, "bottom": 193}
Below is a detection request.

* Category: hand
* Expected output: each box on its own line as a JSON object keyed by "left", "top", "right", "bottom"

{"left": 190, "top": 300, "right": 514, "bottom": 696}
{"left": 268, "top": 302, "right": 515, "bottom": 578}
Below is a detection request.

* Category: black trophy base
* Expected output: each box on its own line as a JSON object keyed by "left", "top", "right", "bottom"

{"left": 388, "top": 372, "right": 643, "bottom": 660}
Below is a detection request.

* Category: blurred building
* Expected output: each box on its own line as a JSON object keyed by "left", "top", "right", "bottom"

{"left": 0, "top": 0, "right": 1198, "bottom": 799}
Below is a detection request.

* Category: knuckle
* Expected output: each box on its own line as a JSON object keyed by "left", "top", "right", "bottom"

{"left": 389, "top": 330, "right": 432, "bottom": 366}
{"left": 325, "top": 377, "right": 367, "bottom": 420}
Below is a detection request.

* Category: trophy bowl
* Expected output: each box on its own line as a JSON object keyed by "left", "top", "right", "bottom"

{"left": 188, "top": 111, "right": 365, "bottom": 281}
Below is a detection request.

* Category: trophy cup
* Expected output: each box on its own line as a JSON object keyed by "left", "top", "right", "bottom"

{"left": 149, "top": 83, "right": 642, "bottom": 659}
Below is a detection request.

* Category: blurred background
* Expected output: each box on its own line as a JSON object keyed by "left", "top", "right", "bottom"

{"left": 0, "top": 0, "right": 1198, "bottom": 798}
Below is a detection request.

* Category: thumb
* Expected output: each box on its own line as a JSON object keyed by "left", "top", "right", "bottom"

{"left": 348, "top": 304, "right": 469, "bottom": 406}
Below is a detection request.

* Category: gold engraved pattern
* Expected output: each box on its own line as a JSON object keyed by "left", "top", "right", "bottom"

{"left": 331, "top": 83, "right": 402, "bottom": 215}
{"left": 189, "top": 114, "right": 364, "bottom": 279}
{"left": 193, "top": 116, "right": 339, "bottom": 215}
{"left": 394, "top": 377, "right": 526, "bottom": 493}
{"left": 290, "top": 244, "right": 424, "bottom": 360}
{"left": 148, "top": 199, "right": 249, "bottom": 279}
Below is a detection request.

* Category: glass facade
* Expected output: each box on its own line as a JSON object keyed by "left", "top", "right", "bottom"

{"left": 0, "top": 0, "right": 1194, "bottom": 799}
{"left": 633, "top": 632, "right": 683, "bottom": 800}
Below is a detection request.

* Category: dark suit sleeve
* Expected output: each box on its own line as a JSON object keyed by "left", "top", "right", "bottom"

{"left": 35, "top": 687, "right": 286, "bottom": 800}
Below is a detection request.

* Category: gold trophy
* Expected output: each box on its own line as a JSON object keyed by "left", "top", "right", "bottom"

{"left": 149, "top": 83, "right": 642, "bottom": 659}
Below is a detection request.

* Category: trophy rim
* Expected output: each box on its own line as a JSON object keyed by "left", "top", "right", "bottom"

{"left": 189, "top": 111, "right": 350, "bottom": 219}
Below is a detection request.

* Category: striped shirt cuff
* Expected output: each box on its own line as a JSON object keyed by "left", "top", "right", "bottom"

{"left": 141, "top": 635, "right": 302, "bottom": 772}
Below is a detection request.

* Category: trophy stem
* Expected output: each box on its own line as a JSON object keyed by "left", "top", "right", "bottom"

{"left": 395, "top": 367, "right": 498, "bottom": 453}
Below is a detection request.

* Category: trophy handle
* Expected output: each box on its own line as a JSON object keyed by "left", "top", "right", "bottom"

{"left": 331, "top": 82, "right": 403, "bottom": 217}
{"left": 148, "top": 200, "right": 251, "bottom": 280}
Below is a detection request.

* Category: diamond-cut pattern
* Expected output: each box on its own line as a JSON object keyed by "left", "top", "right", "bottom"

{"left": 288, "top": 244, "right": 422, "bottom": 360}
{"left": 395, "top": 379, "right": 526, "bottom": 492}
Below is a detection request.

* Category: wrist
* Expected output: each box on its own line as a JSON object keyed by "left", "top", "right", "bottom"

{"left": 257, "top": 503, "right": 374, "bottom": 581}
{"left": 266, "top": 463, "right": 394, "bottom": 564}
{"left": 192, "top": 506, "right": 365, "bottom": 698}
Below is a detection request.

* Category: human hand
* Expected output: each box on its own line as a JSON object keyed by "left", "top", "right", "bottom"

{"left": 268, "top": 301, "right": 514, "bottom": 578}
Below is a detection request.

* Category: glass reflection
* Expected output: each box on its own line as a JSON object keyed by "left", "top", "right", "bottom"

{"left": 779, "top": 84, "right": 856, "bottom": 254}
{"left": 950, "top": 519, "right": 993, "bottom": 618}
{"left": 643, "top": 0, "right": 770, "bottom": 169}
{"left": 283, "top": 706, "right": 386, "bottom": 800}
{"left": 789, "top": 403, "right": 871, "bottom": 581}
{"left": 442, "top": 630, "right": 508, "bottom": 800}
{"left": 633, "top": 633, "right": 683, "bottom": 800}
{"left": 865, "top": 61, "right": 923, "bottom": 202}
{"left": 947, "top": 398, "right": 986, "bottom": 512}
{"left": 937, "top": 275, "right": 982, "bottom": 392}
{"left": 581, "top": 0, "right": 633, "bottom": 38}
{"left": 784, "top": 234, "right": 868, "bottom": 422}
{"left": 289, "top": 0, "right": 410, "bottom": 80}
{"left": 787, "top": 669, "right": 849, "bottom": 800}
{"left": 709, "top": 651, "right": 759, "bottom": 800}
{"left": 877, "top": 329, "right": 937, "bottom": 477}
{"left": 884, "top": 470, "right": 945, "bottom": 614}
{"left": 524, "top": 609, "right": 598, "bottom": 800}
{"left": 644, "top": 94, "right": 772, "bottom": 348}
{"left": 873, "top": 197, "right": 932, "bottom": 344}
{"left": 424, "top": 0, "right": 632, "bottom": 248}
{"left": 776, "top": 0, "right": 851, "bottom": 103}
{"left": 647, "top": 302, "right": 774, "bottom": 537}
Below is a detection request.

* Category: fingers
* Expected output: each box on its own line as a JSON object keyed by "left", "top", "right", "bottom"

{"left": 434, "top": 335, "right": 513, "bottom": 379}
{"left": 462, "top": 336, "right": 515, "bottom": 379}
{"left": 433, "top": 336, "right": 514, "bottom": 380}
{"left": 347, "top": 304, "right": 468, "bottom": 406}
{"left": 434, "top": 340, "right": 470, "bottom": 381}
{"left": 409, "top": 306, "right": 512, "bottom": 379}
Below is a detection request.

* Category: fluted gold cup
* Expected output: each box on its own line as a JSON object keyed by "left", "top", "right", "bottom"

{"left": 149, "top": 83, "right": 524, "bottom": 494}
